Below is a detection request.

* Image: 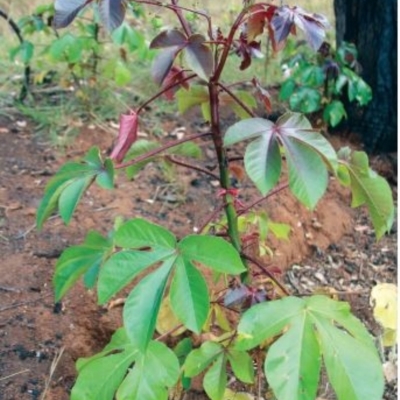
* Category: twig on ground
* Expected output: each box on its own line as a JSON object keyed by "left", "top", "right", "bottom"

{"left": 41, "top": 347, "right": 65, "bottom": 400}
{"left": 0, "top": 369, "right": 30, "bottom": 382}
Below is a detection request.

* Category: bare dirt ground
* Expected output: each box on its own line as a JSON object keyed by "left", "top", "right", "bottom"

{"left": 0, "top": 112, "right": 397, "bottom": 400}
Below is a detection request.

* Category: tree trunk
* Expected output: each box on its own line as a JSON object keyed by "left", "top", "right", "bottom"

{"left": 334, "top": 0, "right": 397, "bottom": 153}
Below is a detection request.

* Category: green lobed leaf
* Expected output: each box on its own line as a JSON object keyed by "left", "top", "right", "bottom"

{"left": 224, "top": 118, "right": 274, "bottom": 146}
{"left": 279, "top": 78, "right": 296, "bottom": 101}
{"left": 323, "top": 100, "right": 347, "bottom": 127}
{"left": 97, "top": 249, "right": 174, "bottom": 304}
{"left": 37, "top": 147, "right": 113, "bottom": 229}
{"left": 178, "top": 235, "right": 245, "bottom": 275}
{"left": 289, "top": 87, "right": 321, "bottom": 113}
{"left": 227, "top": 91, "right": 257, "bottom": 120}
{"left": 280, "top": 136, "right": 328, "bottom": 209}
{"left": 170, "top": 258, "right": 210, "bottom": 333}
{"left": 306, "top": 296, "right": 377, "bottom": 349}
{"left": 54, "top": 230, "right": 111, "bottom": 301}
{"left": 71, "top": 329, "right": 138, "bottom": 400}
{"left": 265, "top": 315, "right": 321, "bottom": 400}
{"left": 176, "top": 85, "right": 209, "bottom": 115}
{"left": 343, "top": 151, "right": 394, "bottom": 239}
{"left": 184, "top": 341, "right": 223, "bottom": 377}
{"left": 115, "top": 218, "right": 176, "bottom": 250}
{"left": 116, "top": 341, "right": 180, "bottom": 400}
{"left": 244, "top": 134, "right": 281, "bottom": 195}
{"left": 203, "top": 354, "right": 228, "bottom": 400}
{"left": 59, "top": 175, "right": 93, "bottom": 224}
{"left": 236, "top": 297, "right": 304, "bottom": 350}
{"left": 313, "top": 316, "right": 384, "bottom": 400}
{"left": 227, "top": 350, "right": 254, "bottom": 384}
{"left": 276, "top": 112, "right": 338, "bottom": 171}
{"left": 169, "top": 141, "right": 203, "bottom": 159}
{"left": 76, "top": 328, "right": 131, "bottom": 371}
{"left": 96, "top": 158, "right": 114, "bottom": 189}
{"left": 123, "top": 258, "right": 175, "bottom": 350}
{"left": 174, "top": 338, "right": 193, "bottom": 390}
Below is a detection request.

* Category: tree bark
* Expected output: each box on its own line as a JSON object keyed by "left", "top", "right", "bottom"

{"left": 334, "top": 0, "right": 397, "bottom": 153}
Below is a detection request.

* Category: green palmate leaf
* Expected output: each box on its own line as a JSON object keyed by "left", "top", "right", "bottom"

{"left": 176, "top": 85, "right": 209, "bottom": 115}
{"left": 341, "top": 151, "right": 394, "bottom": 239}
{"left": 244, "top": 134, "right": 281, "bottom": 195}
{"left": 58, "top": 175, "right": 93, "bottom": 223}
{"left": 178, "top": 235, "right": 245, "bottom": 274}
{"left": 117, "top": 341, "right": 180, "bottom": 400}
{"left": 236, "top": 297, "right": 304, "bottom": 350}
{"left": 314, "top": 317, "right": 384, "bottom": 400}
{"left": 184, "top": 34, "right": 214, "bottom": 81}
{"left": 115, "top": 218, "right": 176, "bottom": 250}
{"left": 276, "top": 112, "right": 338, "bottom": 171}
{"left": 37, "top": 147, "right": 114, "bottom": 229}
{"left": 323, "top": 100, "right": 347, "bottom": 127}
{"left": 71, "top": 329, "right": 138, "bottom": 400}
{"left": 237, "top": 295, "right": 384, "bottom": 400}
{"left": 268, "top": 221, "right": 290, "bottom": 240}
{"left": 76, "top": 328, "right": 131, "bottom": 370}
{"left": 289, "top": 87, "right": 321, "bottom": 113}
{"left": 227, "top": 350, "right": 254, "bottom": 384}
{"left": 203, "top": 354, "right": 227, "bottom": 400}
{"left": 279, "top": 78, "right": 296, "bottom": 101}
{"left": 184, "top": 341, "right": 223, "bottom": 377}
{"left": 54, "top": 231, "right": 112, "bottom": 301}
{"left": 124, "top": 139, "right": 160, "bottom": 179}
{"left": 123, "top": 257, "right": 175, "bottom": 350}
{"left": 97, "top": 248, "right": 174, "bottom": 304}
{"left": 265, "top": 315, "right": 321, "bottom": 400}
{"left": 174, "top": 338, "right": 193, "bottom": 390}
{"left": 169, "top": 141, "right": 203, "bottom": 159}
{"left": 281, "top": 137, "right": 328, "bottom": 209}
{"left": 224, "top": 113, "right": 337, "bottom": 204}
{"left": 170, "top": 258, "right": 210, "bottom": 333}
{"left": 224, "top": 118, "right": 274, "bottom": 146}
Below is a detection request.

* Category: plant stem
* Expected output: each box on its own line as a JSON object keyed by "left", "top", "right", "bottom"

{"left": 217, "top": 82, "right": 256, "bottom": 117}
{"left": 137, "top": 74, "right": 196, "bottom": 114}
{"left": 164, "top": 155, "right": 219, "bottom": 180}
{"left": 115, "top": 132, "right": 211, "bottom": 169}
{"left": 241, "top": 253, "right": 289, "bottom": 295}
{"left": 238, "top": 182, "right": 289, "bottom": 215}
{"left": 208, "top": 82, "right": 248, "bottom": 281}
{"left": 170, "top": 0, "right": 191, "bottom": 36}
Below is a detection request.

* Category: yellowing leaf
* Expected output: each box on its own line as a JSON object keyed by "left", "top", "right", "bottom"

{"left": 156, "top": 296, "right": 186, "bottom": 336}
{"left": 370, "top": 283, "right": 397, "bottom": 346}
{"left": 223, "top": 388, "right": 254, "bottom": 399}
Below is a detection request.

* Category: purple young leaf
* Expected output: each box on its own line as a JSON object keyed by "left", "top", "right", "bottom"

{"left": 271, "top": 6, "right": 329, "bottom": 51}
{"left": 151, "top": 46, "right": 182, "bottom": 86}
{"left": 110, "top": 111, "right": 138, "bottom": 163}
{"left": 150, "top": 29, "right": 187, "bottom": 49}
{"left": 184, "top": 34, "right": 214, "bottom": 81}
{"left": 224, "top": 285, "right": 251, "bottom": 307}
{"left": 99, "top": 0, "right": 126, "bottom": 32}
{"left": 53, "top": 0, "right": 94, "bottom": 28}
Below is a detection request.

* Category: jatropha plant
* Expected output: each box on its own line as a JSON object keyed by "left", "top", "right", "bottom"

{"left": 37, "top": 1, "right": 394, "bottom": 399}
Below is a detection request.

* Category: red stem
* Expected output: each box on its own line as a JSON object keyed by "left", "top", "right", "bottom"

{"left": 137, "top": 74, "right": 196, "bottom": 114}
{"left": 115, "top": 132, "right": 211, "bottom": 169}
{"left": 170, "top": 0, "right": 191, "bottom": 36}
{"left": 241, "top": 253, "right": 290, "bottom": 295}
{"left": 238, "top": 182, "right": 289, "bottom": 215}
{"left": 218, "top": 82, "right": 256, "bottom": 118}
{"left": 164, "top": 155, "right": 219, "bottom": 180}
